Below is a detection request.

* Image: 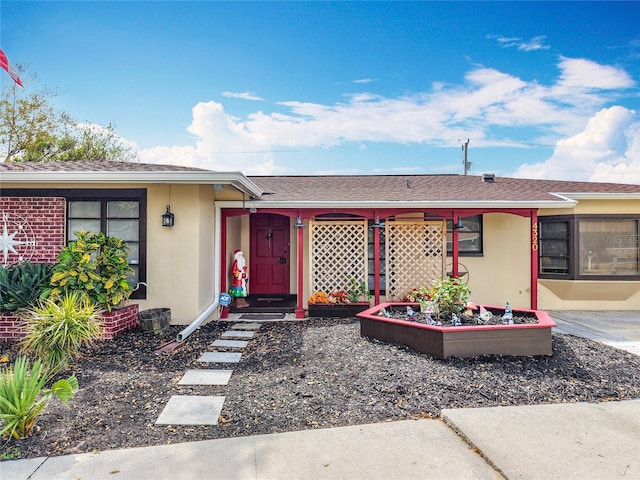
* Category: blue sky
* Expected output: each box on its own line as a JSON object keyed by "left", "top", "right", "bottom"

{"left": 2, "top": 1, "right": 639, "bottom": 183}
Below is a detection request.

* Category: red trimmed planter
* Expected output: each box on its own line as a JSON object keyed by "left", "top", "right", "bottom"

{"left": 308, "top": 303, "right": 371, "bottom": 318}
{"left": 357, "top": 302, "right": 555, "bottom": 359}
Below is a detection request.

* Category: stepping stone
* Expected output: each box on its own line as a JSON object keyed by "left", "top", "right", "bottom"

{"left": 198, "top": 351, "right": 242, "bottom": 363}
{"left": 222, "top": 330, "right": 255, "bottom": 339}
{"left": 178, "top": 369, "right": 233, "bottom": 385}
{"left": 155, "top": 395, "right": 225, "bottom": 425}
{"left": 212, "top": 339, "right": 248, "bottom": 349}
{"left": 232, "top": 322, "right": 261, "bottom": 330}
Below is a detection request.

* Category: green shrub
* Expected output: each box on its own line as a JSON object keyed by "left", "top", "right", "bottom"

{"left": 46, "top": 230, "right": 134, "bottom": 311}
{"left": 0, "top": 356, "right": 78, "bottom": 439}
{"left": 0, "top": 262, "right": 54, "bottom": 313}
{"left": 20, "top": 292, "right": 104, "bottom": 375}
{"left": 430, "top": 276, "right": 471, "bottom": 316}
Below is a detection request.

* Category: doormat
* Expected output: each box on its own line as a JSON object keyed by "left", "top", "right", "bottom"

{"left": 239, "top": 313, "right": 286, "bottom": 320}
{"left": 256, "top": 297, "right": 284, "bottom": 302}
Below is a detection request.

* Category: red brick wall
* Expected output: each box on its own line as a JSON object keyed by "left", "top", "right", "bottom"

{"left": 0, "top": 197, "right": 66, "bottom": 264}
{"left": 0, "top": 305, "right": 140, "bottom": 342}
{"left": 0, "top": 315, "right": 26, "bottom": 341}
{"left": 100, "top": 304, "right": 140, "bottom": 340}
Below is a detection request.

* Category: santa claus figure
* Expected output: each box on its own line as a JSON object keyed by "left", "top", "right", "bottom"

{"left": 230, "top": 249, "right": 249, "bottom": 308}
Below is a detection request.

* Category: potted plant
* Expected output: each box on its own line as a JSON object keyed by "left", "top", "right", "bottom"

{"left": 308, "top": 278, "right": 371, "bottom": 317}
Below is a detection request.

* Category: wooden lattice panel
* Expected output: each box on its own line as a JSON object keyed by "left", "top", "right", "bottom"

{"left": 309, "top": 220, "right": 368, "bottom": 293}
{"left": 386, "top": 220, "right": 446, "bottom": 300}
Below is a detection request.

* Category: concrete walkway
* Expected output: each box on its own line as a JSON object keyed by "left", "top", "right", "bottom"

{"left": 550, "top": 310, "right": 640, "bottom": 356}
{"left": 2, "top": 311, "right": 639, "bottom": 480}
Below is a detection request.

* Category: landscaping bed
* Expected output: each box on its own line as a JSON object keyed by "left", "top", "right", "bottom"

{"left": 2, "top": 317, "right": 640, "bottom": 461}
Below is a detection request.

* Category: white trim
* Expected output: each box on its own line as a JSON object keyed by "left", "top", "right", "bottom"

{"left": 552, "top": 192, "right": 640, "bottom": 201}
{"left": 215, "top": 199, "right": 578, "bottom": 209}
{"left": 0, "top": 171, "right": 263, "bottom": 197}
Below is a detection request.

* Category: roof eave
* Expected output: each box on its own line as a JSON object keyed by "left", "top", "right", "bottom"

{"left": 216, "top": 199, "right": 578, "bottom": 209}
{"left": 0, "top": 171, "right": 264, "bottom": 197}
{"left": 552, "top": 192, "right": 640, "bottom": 201}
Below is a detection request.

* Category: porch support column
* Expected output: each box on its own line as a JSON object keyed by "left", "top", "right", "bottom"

{"left": 220, "top": 210, "right": 228, "bottom": 292}
{"left": 373, "top": 216, "right": 382, "bottom": 305}
{"left": 452, "top": 214, "right": 460, "bottom": 277}
{"left": 295, "top": 214, "right": 306, "bottom": 318}
{"left": 530, "top": 210, "right": 539, "bottom": 310}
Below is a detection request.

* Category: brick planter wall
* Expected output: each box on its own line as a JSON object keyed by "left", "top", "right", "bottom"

{"left": 100, "top": 304, "right": 140, "bottom": 340}
{"left": 0, "top": 315, "right": 27, "bottom": 341}
{"left": 0, "top": 304, "right": 140, "bottom": 342}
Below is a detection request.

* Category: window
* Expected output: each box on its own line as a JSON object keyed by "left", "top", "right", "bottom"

{"left": 578, "top": 219, "right": 639, "bottom": 277}
{"left": 446, "top": 215, "right": 483, "bottom": 255}
{"left": 539, "top": 220, "right": 571, "bottom": 275}
{"left": 66, "top": 189, "right": 147, "bottom": 299}
{"left": 539, "top": 215, "right": 639, "bottom": 280}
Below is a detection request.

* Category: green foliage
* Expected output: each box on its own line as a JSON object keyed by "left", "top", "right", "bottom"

{"left": 0, "top": 262, "right": 54, "bottom": 313}
{"left": 47, "top": 230, "right": 134, "bottom": 311}
{"left": 19, "top": 292, "right": 104, "bottom": 375}
{"left": 429, "top": 276, "right": 471, "bottom": 316}
{"left": 0, "top": 356, "right": 78, "bottom": 439}
{"left": 347, "top": 278, "right": 371, "bottom": 303}
{"left": 1, "top": 72, "right": 136, "bottom": 162}
{"left": 404, "top": 285, "right": 432, "bottom": 304}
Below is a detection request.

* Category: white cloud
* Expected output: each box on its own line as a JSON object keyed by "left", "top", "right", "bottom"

{"left": 491, "top": 34, "right": 550, "bottom": 51}
{"left": 222, "top": 91, "right": 264, "bottom": 101}
{"left": 512, "top": 106, "right": 640, "bottom": 184}
{"left": 140, "top": 57, "right": 637, "bottom": 180}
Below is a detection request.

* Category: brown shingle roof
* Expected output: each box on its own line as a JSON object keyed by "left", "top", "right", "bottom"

{"left": 248, "top": 174, "right": 640, "bottom": 203}
{"left": 0, "top": 160, "right": 210, "bottom": 173}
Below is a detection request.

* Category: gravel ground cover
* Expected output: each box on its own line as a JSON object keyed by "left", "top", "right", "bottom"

{"left": 2, "top": 317, "right": 640, "bottom": 460}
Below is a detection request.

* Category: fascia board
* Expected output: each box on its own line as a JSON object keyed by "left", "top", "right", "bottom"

{"left": 215, "top": 199, "right": 578, "bottom": 209}
{"left": 0, "top": 171, "right": 263, "bottom": 197}
{"left": 551, "top": 192, "right": 640, "bottom": 201}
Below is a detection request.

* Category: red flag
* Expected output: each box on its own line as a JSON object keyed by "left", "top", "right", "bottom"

{"left": 0, "top": 48, "right": 23, "bottom": 87}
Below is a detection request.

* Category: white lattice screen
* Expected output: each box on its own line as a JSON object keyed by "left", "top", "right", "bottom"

{"left": 309, "top": 220, "right": 368, "bottom": 293}
{"left": 385, "top": 220, "right": 446, "bottom": 300}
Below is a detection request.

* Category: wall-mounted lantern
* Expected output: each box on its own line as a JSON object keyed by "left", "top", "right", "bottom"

{"left": 294, "top": 216, "right": 304, "bottom": 229}
{"left": 162, "top": 205, "right": 175, "bottom": 227}
{"left": 453, "top": 217, "right": 464, "bottom": 230}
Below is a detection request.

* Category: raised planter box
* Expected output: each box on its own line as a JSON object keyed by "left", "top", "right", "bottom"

{"left": 1, "top": 304, "right": 140, "bottom": 342}
{"left": 308, "top": 303, "right": 371, "bottom": 318}
{"left": 356, "top": 302, "right": 555, "bottom": 359}
{"left": 100, "top": 304, "right": 140, "bottom": 340}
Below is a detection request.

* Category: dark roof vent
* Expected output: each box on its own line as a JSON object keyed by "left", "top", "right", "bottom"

{"left": 482, "top": 173, "right": 496, "bottom": 183}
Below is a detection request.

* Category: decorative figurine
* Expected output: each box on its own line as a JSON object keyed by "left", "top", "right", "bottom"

{"left": 452, "top": 313, "right": 462, "bottom": 326}
{"left": 464, "top": 302, "right": 477, "bottom": 317}
{"left": 479, "top": 305, "right": 493, "bottom": 322}
{"left": 502, "top": 302, "right": 513, "bottom": 325}
{"left": 406, "top": 306, "right": 416, "bottom": 320}
{"left": 378, "top": 307, "right": 391, "bottom": 318}
{"left": 230, "top": 249, "right": 249, "bottom": 308}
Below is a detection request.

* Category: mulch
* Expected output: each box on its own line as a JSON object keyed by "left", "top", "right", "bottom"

{"left": 2, "top": 317, "right": 640, "bottom": 460}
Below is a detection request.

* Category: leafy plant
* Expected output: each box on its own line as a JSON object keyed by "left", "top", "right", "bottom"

{"left": 404, "top": 285, "right": 432, "bottom": 304}
{"left": 347, "top": 278, "right": 371, "bottom": 303}
{"left": 429, "top": 276, "right": 471, "bottom": 316}
{"left": 46, "top": 230, "right": 134, "bottom": 311}
{"left": 19, "top": 292, "right": 104, "bottom": 375}
{"left": 0, "top": 356, "right": 78, "bottom": 439}
{"left": 0, "top": 262, "right": 53, "bottom": 314}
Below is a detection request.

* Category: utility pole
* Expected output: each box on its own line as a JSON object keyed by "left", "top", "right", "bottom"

{"left": 461, "top": 139, "right": 471, "bottom": 175}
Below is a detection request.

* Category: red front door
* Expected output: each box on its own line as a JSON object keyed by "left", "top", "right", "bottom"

{"left": 249, "top": 214, "right": 290, "bottom": 295}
